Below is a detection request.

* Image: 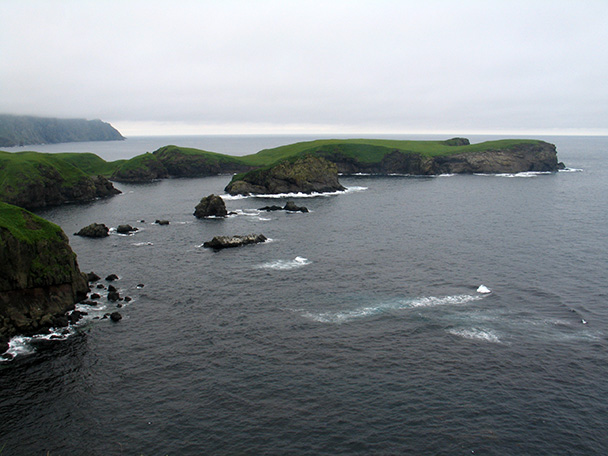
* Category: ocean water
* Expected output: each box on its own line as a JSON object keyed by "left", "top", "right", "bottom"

{"left": 1, "top": 135, "right": 607, "bottom": 455}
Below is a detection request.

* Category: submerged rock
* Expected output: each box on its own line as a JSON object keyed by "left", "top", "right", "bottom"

{"left": 117, "top": 224, "right": 138, "bottom": 234}
{"left": 259, "top": 201, "right": 309, "bottom": 213}
{"left": 75, "top": 223, "right": 109, "bottom": 238}
{"left": 194, "top": 194, "right": 228, "bottom": 218}
{"left": 155, "top": 219, "right": 170, "bottom": 225}
{"left": 203, "top": 234, "right": 268, "bottom": 250}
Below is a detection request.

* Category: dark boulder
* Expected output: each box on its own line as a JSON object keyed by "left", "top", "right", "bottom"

{"left": 74, "top": 223, "right": 109, "bottom": 238}
{"left": 283, "top": 201, "right": 309, "bottom": 213}
{"left": 203, "top": 234, "right": 268, "bottom": 250}
{"left": 105, "top": 274, "right": 119, "bottom": 281}
{"left": 194, "top": 194, "right": 228, "bottom": 218}
{"left": 155, "top": 219, "right": 170, "bottom": 225}
{"left": 117, "top": 224, "right": 138, "bottom": 234}
{"left": 107, "top": 290, "right": 120, "bottom": 302}
{"left": 87, "top": 272, "right": 101, "bottom": 282}
{"left": 259, "top": 205, "right": 283, "bottom": 211}
{"left": 110, "top": 312, "right": 122, "bottom": 322}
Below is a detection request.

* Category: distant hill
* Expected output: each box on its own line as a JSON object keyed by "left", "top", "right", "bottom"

{"left": 0, "top": 114, "right": 124, "bottom": 147}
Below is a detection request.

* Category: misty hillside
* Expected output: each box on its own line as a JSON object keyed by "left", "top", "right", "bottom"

{"left": 0, "top": 114, "right": 124, "bottom": 147}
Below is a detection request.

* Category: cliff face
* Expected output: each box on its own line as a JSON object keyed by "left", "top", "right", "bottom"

{"left": 0, "top": 115, "right": 124, "bottom": 147}
{"left": 322, "top": 140, "right": 561, "bottom": 175}
{"left": 0, "top": 203, "right": 88, "bottom": 351}
{"left": 422, "top": 141, "right": 560, "bottom": 174}
{"left": 225, "top": 155, "right": 345, "bottom": 195}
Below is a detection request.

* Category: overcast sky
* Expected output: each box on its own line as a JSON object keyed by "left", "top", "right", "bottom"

{"left": 1, "top": 0, "right": 607, "bottom": 136}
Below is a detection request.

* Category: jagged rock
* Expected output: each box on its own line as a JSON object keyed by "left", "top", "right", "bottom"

{"left": 225, "top": 155, "right": 345, "bottom": 195}
{"left": 203, "top": 234, "right": 268, "bottom": 250}
{"left": 259, "top": 205, "right": 283, "bottom": 211}
{"left": 283, "top": 201, "right": 309, "bottom": 212}
{"left": 107, "top": 290, "right": 120, "bottom": 302}
{"left": 108, "top": 285, "right": 117, "bottom": 292}
{"left": 194, "top": 194, "right": 228, "bottom": 218}
{"left": 259, "top": 202, "right": 309, "bottom": 212}
{"left": 117, "top": 224, "right": 138, "bottom": 234}
{"left": 87, "top": 272, "right": 101, "bottom": 282}
{"left": 75, "top": 223, "right": 109, "bottom": 238}
{"left": 105, "top": 274, "right": 119, "bottom": 281}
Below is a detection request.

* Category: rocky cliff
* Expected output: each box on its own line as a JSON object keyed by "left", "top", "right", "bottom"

{"left": 318, "top": 140, "right": 562, "bottom": 175}
{"left": 225, "top": 155, "right": 345, "bottom": 195}
{"left": 0, "top": 202, "right": 89, "bottom": 353}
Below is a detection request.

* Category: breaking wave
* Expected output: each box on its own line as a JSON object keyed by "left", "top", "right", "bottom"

{"left": 301, "top": 293, "right": 482, "bottom": 324}
{"left": 221, "top": 186, "right": 367, "bottom": 200}
{"left": 256, "top": 256, "right": 311, "bottom": 270}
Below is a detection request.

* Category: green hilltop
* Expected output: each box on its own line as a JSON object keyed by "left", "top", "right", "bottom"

{"left": 1, "top": 137, "right": 559, "bottom": 204}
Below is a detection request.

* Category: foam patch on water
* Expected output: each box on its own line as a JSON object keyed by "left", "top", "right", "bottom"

{"left": 447, "top": 328, "right": 502, "bottom": 343}
{"left": 133, "top": 241, "right": 154, "bottom": 246}
{"left": 474, "top": 171, "right": 552, "bottom": 178}
{"left": 302, "top": 293, "right": 483, "bottom": 324}
{"left": 257, "top": 256, "right": 311, "bottom": 270}
{"left": 559, "top": 167, "right": 583, "bottom": 173}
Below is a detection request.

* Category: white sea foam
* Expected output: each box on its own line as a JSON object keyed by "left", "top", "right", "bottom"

{"left": 1, "top": 335, "right": 35, "bottom": 361}
{"left": 221, "top": 186, "right": 367, "bottom": 200}
{"left": 559, "top": 167, "right": 583, "bottom": 173}
{"left": 133, "top": 241, "right": 154, "bottom": 246}
{"left": 257, "top": 256, "right": 311, "bottom": 270}
{"left": 302, "top": 293, "right": 482, "bottom": 323}
{"left": 474, "top": 171, "right": 552, "bottom": 178}
{"left": 477, "top": 285, "right": 492, "bottom": 294}
{"left": 447, "top": 328, "right": 502, "bottom": 343}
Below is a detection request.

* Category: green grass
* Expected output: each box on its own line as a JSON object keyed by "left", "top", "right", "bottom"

{"left": 237, "top": 138, "right": 545, "bottom": 165}
{"left": 53, "top": 152, "right": 123, "bottom": 176}
{"left": 0, "top": 201, "right": 63, "bottom": 243}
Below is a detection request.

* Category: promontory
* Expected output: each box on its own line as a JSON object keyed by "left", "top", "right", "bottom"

{"left": 0, "top": 202, "right": 89, "bottom": 354}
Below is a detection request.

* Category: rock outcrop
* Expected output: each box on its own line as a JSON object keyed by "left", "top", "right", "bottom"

{"left": 75, "top": 223, "right": 109, "bottom": 238}
{"left": 0, "top": 202, "right": 89, "bottom": 352}
{"left": 225, "top": 155, "right": 345, "bottom": 196}
{"left": 203, "top": 234, "right": 268, "bottom": 250}
{"left": 259, "top": 201, "right": 309, "bottom": 213}
{"left": 194, "top": 194, "right": 228, "bottom": 218}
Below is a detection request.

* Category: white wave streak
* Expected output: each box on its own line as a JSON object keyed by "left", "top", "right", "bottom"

{"left": 257, "top": 256, "right": 311, "bottom": 270}
{"left": 303, "top": 293, "right": 482, "bottom": 323}
{"left": 560, "top": 168, "right": 584, "bottom": 173}
{"left": 221, "top": 186, "right": 367, "bottom": 200}
{"left": 447, "top": 328, "right": 502, "bottom": 343}
{"left": 474, "top": 171, "right": 552, "bottom": 178}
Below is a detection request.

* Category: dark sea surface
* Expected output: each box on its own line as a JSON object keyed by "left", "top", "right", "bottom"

{"left": 1, "top": 135, "right": 607, "bottom": 455}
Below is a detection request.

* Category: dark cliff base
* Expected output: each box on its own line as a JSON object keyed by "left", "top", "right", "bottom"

{"left": 0, "top": 203, "right": 89, "bottom": 352}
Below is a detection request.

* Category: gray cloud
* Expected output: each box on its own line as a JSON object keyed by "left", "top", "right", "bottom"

{"left": 1, "top": 0, "right": 607, "bottom": 134}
